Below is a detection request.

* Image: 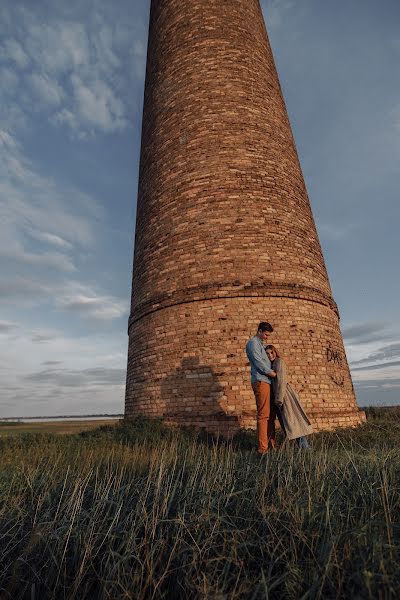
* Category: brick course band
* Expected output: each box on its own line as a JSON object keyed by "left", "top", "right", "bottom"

{"left": 128, "top": 282, "right": 339, "bottom": 331}
{"left": 125, "top": 0, "right": 365, "bottom": 435}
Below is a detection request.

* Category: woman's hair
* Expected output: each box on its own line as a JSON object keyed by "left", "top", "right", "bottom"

{"left": 265, "top": 344, "right": 280, "bottom": 358}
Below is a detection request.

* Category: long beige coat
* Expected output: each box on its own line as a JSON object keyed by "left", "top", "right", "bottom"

{"left": 271, "top": 358, "right": 313, "bottom": 440}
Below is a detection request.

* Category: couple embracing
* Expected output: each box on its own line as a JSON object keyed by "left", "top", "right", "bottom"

{"left": 246, "top": 322, "right": 313, "bottom": 454}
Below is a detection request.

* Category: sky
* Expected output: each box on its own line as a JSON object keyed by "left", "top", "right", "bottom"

{"left": 0, "top": 0, "right": 399, "bottom": 417}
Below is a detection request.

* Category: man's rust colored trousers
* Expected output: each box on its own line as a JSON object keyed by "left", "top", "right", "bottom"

{"left": 251, "top": 381, "right": 276, "bottom": 453}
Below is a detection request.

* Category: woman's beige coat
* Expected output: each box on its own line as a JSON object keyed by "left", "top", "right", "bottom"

{"left": 271, "top": 357, "right": 313, "bottom": 440}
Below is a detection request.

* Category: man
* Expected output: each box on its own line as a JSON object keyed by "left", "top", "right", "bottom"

{"left": 246, "top": 322, "right": 277, "bottom": 454}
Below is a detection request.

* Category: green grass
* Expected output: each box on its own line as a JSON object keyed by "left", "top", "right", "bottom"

{"left": 0, "top": 412, "right": 399, "bottom": 598}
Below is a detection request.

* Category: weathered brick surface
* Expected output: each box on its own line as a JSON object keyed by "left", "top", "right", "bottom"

{"left": 125, "top": 0, "right": 365, "bottom": 434}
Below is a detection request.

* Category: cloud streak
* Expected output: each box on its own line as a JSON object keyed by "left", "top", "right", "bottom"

{"left": 0, "top": 320, "right": 18, "bottom": 334}
{"left": 352, "top": 360, "right": 400, "bottom": 372}
{"left": 29, "top": 72, "right": 64, "bottom": 106}
{"left": 0, "top": 129, "right": 99, "bottom": 250}
{"left": 23, "top": 366, "right": 125, "bottom": 387}
{"left": 0, "top": 276, "right": 127, "bottom": 322}
{"left": 1, "top": 38, "right": 30, "bottom": 68}
{"left": 69, "top": 74, "right": 127, "bottom": 133}
{"left": 343, "top": 322, "right": 392, "bottom": 344}
{"left": 55, "top": 283, "right": 128, "bottom": 321}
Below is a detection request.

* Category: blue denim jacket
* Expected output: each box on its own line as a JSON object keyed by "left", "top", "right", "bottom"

{"left": 245, "top": 335, "right": 274, "bottom": 384}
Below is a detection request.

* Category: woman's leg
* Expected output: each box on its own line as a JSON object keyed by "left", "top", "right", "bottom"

{"left": 276, "top": 407, "right": 286, "bottom": 438}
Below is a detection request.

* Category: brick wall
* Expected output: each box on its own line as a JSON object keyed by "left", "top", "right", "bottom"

{"left": 125, "top": 0, "right": 365, "bottom": 434}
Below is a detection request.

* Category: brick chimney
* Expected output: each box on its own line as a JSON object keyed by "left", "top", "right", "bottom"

{"left": 125, "top": 0, "right": 365, "bottom": 435}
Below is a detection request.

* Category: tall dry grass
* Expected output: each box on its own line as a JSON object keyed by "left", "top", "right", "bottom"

{"left": 0, "top": 414, "right": 399, "bottom": 599}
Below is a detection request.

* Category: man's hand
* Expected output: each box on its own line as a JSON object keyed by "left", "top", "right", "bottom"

{"left": 269, "top": 371, "right": 277, "bottom": 378}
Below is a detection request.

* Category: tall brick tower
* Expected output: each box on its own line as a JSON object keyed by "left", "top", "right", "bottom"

{"left": 125, "top": 0, "right": 365, "bottom": 434}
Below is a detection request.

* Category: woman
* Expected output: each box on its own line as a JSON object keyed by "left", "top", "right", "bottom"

{"left": 265, "top": 345, "right": 313, "bottom": 448}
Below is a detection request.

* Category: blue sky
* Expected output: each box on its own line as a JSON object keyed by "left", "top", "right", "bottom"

{"left": 1, "top": 0, "right": 399, "bottom": 417}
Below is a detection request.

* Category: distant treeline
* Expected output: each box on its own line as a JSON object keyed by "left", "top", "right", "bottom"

{"left": 0, "top": 414, "right": 124, "bottom": 421}
{"left": 362, "top": 405, "right": 400, "bottom": 420}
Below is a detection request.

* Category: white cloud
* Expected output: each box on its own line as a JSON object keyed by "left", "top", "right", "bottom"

{"left": 0, "top": 5, "right": 148, "bottom": 137}
{"left": 0, "top": 102, "right": 28, "bottom": 133}
{"left": 50, "top": 108, "right": 80, "bottom": 135}
{"left": 29, "top": 73, "right": 64, "bottom": 106}
{"left": 0, "top": 3, "right": 141, "bottom": 419}
{"left": 132, "top": 39, "right": 146, "bottom": 58}
{"left": 30, "top": 330, "right": 59, "bottom": 343}
{"left": 0, "top": 128, "right": 121, "bottom": 326}
{"left": 343, "top": 322, "right": 390, "bottom": 344}
{"left": 130, "top": 39, "right": 147, "bottom": 79}
{"left": 344, "top": 321, "right": 400, "bottom": 392}
{"left": 0, "top": 277, "right": 50, "bottom": 303}
{"left": 0, "top": 325, "right": 126, "bottom": 417}
{"left": 28, "top": 231, "right": 74, "bottom": 250}
{"left": 23, "top": 21, "right": 89, "bottom": 75}
{"left": 0, "top": 275, "right": 127, "bottom": 323}
{"left": 0, "top": 127, "right": 126, "bottom": 338}
{"left": 0, "top": 243, "right": 76, "bottom": 272}
{"left": 56, "top": 282, "right": 128, "bottom": 321}
{"left": 0, "top": 129, "right": 18, "bottom": 148}
{"left": 0, "top": 67, "right": 19, "bottom": 94}
{"left": 352, "top": 363, "right": 400, "bottom": 385}
{"left": 0, "top": 128, "right": 98, "bottom": 249}
{"left": 0, "top": 320, "right": 19, "bottom": 334}
{"left": 92, "top": 23, "right": 121, "bottom": 72}
{"left": 70, "top": 74, "right": 127, "bottom": 133}
{"left": 23, "top": 366, "right": 125, "bottom": 387}
{"left": 59, "top": 22, "right": 90, "bottom": 67}
{"left": 1, "top": 38, "right": 30, "bottom": 68}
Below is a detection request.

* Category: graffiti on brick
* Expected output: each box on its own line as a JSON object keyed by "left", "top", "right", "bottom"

{"left": 330, "top": 374, "right": 344, "bottom": 387}
{"left": 326, "top": 344, "right": 343, "bottom": 367}
{"left": 326, "top": 344, "right": 345, "bottom": 387}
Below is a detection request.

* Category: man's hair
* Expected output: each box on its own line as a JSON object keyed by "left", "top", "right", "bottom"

{"left": 257, "top": 322, "right": 273, "bottom": 333}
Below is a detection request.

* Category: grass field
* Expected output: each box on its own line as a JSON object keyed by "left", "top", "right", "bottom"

{"left": 0, "top": 419, "right": 120, "bottom": 437}
{"left": 0, "top": 410, "right": 399, "bottom": 599}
